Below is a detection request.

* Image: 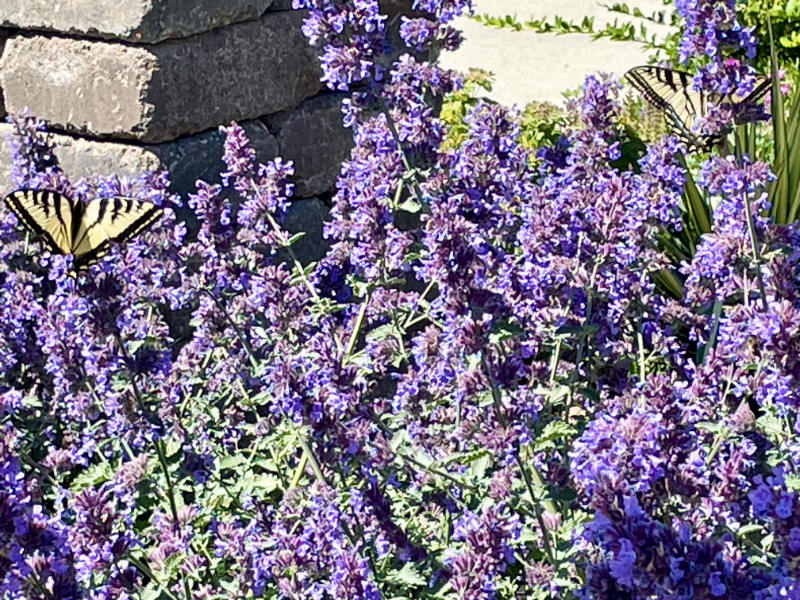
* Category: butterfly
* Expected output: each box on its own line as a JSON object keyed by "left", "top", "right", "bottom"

{"left": 624, "top": 65, "right": 771, "bottom": 151}
{"left": 3, "top": 188, "right": 162, "bottom": 270}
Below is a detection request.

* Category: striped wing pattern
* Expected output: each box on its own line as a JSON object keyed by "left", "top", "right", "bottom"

{"left": 72, "top": 196, "right": 162, "bottom": 268}
{"left": 625, "top": 66, "right": 771, "bottom": 151}
{"left": 731, "top": 76, "right": 772, "bottom": 117}
{"left": 3, "top": 189, "right": 162, "bottom": 270}
{"left": 4, "top": 189, "right": 76, "bottom": 255}
{"left": 625, "top": 66, "right": 711, "bottom": 149}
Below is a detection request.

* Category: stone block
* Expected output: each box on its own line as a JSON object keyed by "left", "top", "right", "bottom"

{"left": 0, "top": 122, "right": 330, "bottom": 266}
{"left": 281, "top": 197, "right": 331, "bottom": 265}
{"left": 264, "top": 93, "right": 352, "bottom": 198}
{"left": 0, "top": 11, "right": 322, "bottom": 143}
{"left": 269, "top": 0, "right": 295, "bottom": 10}
{"left": 0, "top": 28, "right": 7, "bottom": 118}
{"left": 0, "top": 0, "right": 275, "bottom": 43}
{"left": 0, "top": 121, "right": 279, "bottom": 199}
{"left": 381, "top": 0, "right": 423, "bottom": 19}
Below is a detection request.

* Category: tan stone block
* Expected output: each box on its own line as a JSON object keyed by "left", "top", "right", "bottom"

{"left": 0, "top": 0, "right": 275, "bottom": 43}
{"left": 0, "top": 11, "right": 322, "bottom": 143}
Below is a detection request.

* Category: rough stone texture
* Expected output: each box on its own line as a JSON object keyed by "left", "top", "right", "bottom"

{"left": 381, "top": 0, "right": 422, "bottom": 19}
{"left": 0, "top": 29, "right": 7, "bottom": 119}
{"left": 0, "top": 0, "right": 275, "bottom": 43}
{"left": 0, "top": 121, "right": 279, "bottom": 198}
{"left": 0, "top": 122, "right": 330, "bottom": 265}
{"left": 0, "top": 11, "right": 323, "bottom": 143}
{"left": 281, "top": 197, "right": 331, "bottom": 265}
{"left": 264, "top": 93, "right": 352, "bottom": 198}
{"left": 269, "top": 0, "right": 294, "bottom": 10}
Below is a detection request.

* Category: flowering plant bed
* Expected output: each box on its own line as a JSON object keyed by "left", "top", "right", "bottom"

{"left": 2, "top": 1, "right": 800, "bottom": 599}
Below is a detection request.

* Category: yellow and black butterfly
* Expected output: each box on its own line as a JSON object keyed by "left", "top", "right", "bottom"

{"left": 624, "top": 65, "right": 771, "bottom": 151}
{"left": 3, "top": 188, "right": 162, "bottom": 269}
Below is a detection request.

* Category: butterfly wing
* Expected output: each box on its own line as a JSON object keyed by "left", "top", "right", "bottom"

{"left": 3, "top": 189, "right": 76, "bottom": 255}
{"left": 71, "top": 197, "right": 162, "bottom": 269}
{"left": 625, "top": 66, "right": 712, "bottom": 149}
{"left": 732, "top": 75, "right": 772, "bottom": 105}
{"left": 731, "top": 75, "right": 771, "bottom": 125}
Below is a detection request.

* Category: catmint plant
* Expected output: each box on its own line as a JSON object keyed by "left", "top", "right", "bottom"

{"left": 2, "top": 0, "right": 800, "bottom": 599}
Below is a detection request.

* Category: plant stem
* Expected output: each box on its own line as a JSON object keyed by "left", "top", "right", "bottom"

{"left": 480, "top": 355, "right": 557, "bottom": 564}
{"left": 399, "top": 452, "right": 481, "bottom": 492}
{"left": 112, "top": 331, "right": 192, "bottom": 600}
{"left": 265, "top": 211, "right": 322, "bottom": 303}
{"left": 346, "top": 293, "right": 370, "bottom": 357}
{"left": 402, "top": 278, "right": 438, "bottom": 329}
{"left": 742, "top": 192, "right": 769, "bottom": 311}
{"left": 383, "top": 110, "right": 426, "bottom": 204}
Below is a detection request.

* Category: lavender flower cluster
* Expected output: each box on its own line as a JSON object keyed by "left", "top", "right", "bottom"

{"left": 2, "top": 1, "right": 798, "bottom": 599}
{"left": 675, "top": 0, "right": 767, "bottom": 137}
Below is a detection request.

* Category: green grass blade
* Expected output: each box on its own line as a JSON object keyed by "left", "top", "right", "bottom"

{"left": 678, "top": 154, "right": 712, "bottom": 240}
{"left": 773, "top": 57, "right": 800, "bottom": 223}
{"left": 767, "top": 19, "right": 790, "bottom": 223}
{"left": 768, "top": 19, "right": 787, "bottom": 169}
{"left": 652, "top": 268, "right": 684, "bottom": 300}
{"left": 786, "top": 178, "right": 800, "bottom": 224}
{"left": 786, "top": 86, "right": 800, "bottom": 205}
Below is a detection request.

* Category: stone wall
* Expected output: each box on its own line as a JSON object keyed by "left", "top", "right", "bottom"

{"left": 0, "top": 1, "right": 356, "bottom": 262}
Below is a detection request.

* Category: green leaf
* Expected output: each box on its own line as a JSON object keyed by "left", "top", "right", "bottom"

{"left": 366, "top": 323, "right": 395, "bottom": 343}
{"left": 785, "top": 473, "right": 800, "bottom": 492}
{"left": 533, "top": 420, "right": 577, "bottom": 452}
{"left": 219, "top": 455, "right": 246, "bottom": 470}
{"left": 286, "top": 231, "right": 306, "bottom": 246}
{"left": 385, "top": 563, "right": 427, "bottom": 587}
{"left": 756, "top": 412, "right": 785, "bottom": 437}
{"left": 467, "top": 453, "right": 493, "bottom": 480}
{"left": 398, "top": 197, "right": 423, "bottom": 214}
{"left": 440, "top": 448, "right": 492, "bottom": 467}
{"left": 784, "top": 85, "right": 800, "bottom": 222}
{"left": 761, "top": 532, "right": 775, "bottom": 551}
{"left": 488, "top": 321, "right": 525, "bottom": 345}
{"left": 70, "top": 462, "right": 115, "bottom": 491}
{"left": 251, "top": 474, "right": 280, "bottom": 493}
{"left": 139, "top": 587, "right": 163, "bottom": 600}
{"left": 651, "top": 268, "right": 684, "bottom": 300}
{"left": 127, "top": 339, "right": 146, "bottom": 355}
{"left": 164, "top": 438, "right": 182, "bottom": 459}
{"left": 390, "top": 428, "right": 412, "bottom": 452}
{"left": 736, "top": 523, "right": 765, "bottom": 537}
{"left": 697, "top": 298, "right": 722, "bottom": 364}
{"left": 695, "top": 420, "right": 729, "bottom": 436}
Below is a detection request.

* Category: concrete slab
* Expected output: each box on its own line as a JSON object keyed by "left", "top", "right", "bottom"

{"left": 439, "top": 0, "right": 676, "bottom": 107}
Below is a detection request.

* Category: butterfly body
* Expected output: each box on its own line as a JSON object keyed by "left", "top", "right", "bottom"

{"left": 624, "top": 65, "right": 770, "bottom": 151}
{"left": 3, "top": 189, "right": 162, "bottom": 270}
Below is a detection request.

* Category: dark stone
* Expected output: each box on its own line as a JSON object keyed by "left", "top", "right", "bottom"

{"left": 264, "top": 93, "right": 353, "bottom": 198}
{"left": 0, "top": 120, "right": 279, "bottom": 198}
{"left": 279, "top": 196, "right": 331, "bottom": 265}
